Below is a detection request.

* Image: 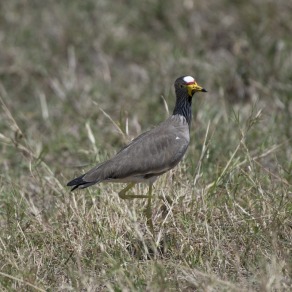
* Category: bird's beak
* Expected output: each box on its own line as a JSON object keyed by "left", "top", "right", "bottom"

{"left": 186, "top": 83, "right": 207, "bottom": 96}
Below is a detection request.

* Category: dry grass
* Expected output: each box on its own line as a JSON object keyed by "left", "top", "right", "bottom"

{"left": 0, "top": 0, "right": 291, "bottom": 291}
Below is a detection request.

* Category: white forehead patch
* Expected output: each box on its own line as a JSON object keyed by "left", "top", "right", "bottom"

{"left": 183, "top": 76, "right": 195, "bottom": 83}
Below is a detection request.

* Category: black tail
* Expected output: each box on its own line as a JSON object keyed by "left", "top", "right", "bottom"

{"left": 67, "top": 174, "right": 96, "bottom": 191}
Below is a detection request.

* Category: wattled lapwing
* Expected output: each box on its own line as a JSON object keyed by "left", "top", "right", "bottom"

{"left": 67, "top": 76, "right": 207, "bottom": 232}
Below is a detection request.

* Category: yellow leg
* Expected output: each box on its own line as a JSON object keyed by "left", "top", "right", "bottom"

{"left": 118, "top": 183, "right": 149, "bottom": 199}
{"left": 118, "top": 183, "right": 155, "bottom": 234}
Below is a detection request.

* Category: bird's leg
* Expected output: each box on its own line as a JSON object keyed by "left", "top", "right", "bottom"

{"left": 118, "top": 183, "right": 154, "bottom": 234}
{"left": 145, "top": 184, "right": 154, "bottom": 234}
{"left": 118, "top": 183, "right": 149, "bottom": 199}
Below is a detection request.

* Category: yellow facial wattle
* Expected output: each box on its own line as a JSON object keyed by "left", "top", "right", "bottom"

{"left": 186, "top": 82, "right": 207, "bottom": 96}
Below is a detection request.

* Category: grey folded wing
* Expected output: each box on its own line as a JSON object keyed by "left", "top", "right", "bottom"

{"left": 83, "top": 129, "right": 189, "bottom": 183}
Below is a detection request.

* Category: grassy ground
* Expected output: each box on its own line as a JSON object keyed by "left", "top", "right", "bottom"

{"left": 0, "top": 0, "right": 291, "bottom": 290}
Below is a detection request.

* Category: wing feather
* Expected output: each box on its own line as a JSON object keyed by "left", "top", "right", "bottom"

{"left": 83, "top": 119, "right": 189, "bottom": 182}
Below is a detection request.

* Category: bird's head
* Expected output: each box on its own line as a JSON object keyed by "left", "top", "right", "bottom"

{"left": 175, "top": 76, "right": 207, "bottom": 97}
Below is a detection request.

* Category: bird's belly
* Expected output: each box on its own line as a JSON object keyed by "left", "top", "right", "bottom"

{"left": 104, "top": 175, "right": 158, "bottom": 185}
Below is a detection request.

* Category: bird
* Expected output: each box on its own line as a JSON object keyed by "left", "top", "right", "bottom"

{"left": 67, "top": 75, "right": 207, "bottom": 232}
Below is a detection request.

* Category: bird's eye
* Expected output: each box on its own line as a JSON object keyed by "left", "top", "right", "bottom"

{"left": 180, "top": 84, "right": 184, "bottom": 88}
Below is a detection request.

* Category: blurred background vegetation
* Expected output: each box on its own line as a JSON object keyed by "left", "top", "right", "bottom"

{"left": 0, "top": 0, "right": 291, "bottom": 290}
{"left": 1, "top": 0, "right": 291, "bottom": 169}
